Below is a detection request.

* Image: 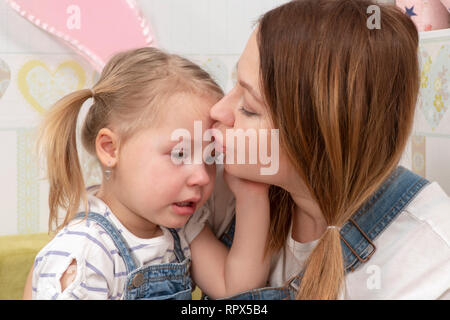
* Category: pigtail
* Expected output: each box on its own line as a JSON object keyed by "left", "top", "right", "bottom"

{"left": 37, "top": 89, "right": 93, "bottom": 233}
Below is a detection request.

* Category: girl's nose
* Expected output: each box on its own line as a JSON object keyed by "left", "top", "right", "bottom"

{"left": 210, "top": 94, "right": 235, "bottom": 128}
{"left": 187, "top": 164, "right": 211, "bottom": 187}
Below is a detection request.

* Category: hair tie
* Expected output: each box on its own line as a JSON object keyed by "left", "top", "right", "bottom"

{"left": 90, "top": 88, "right": 95, "bottom": 97}
{"left": 327, "top": 225, "right": 340, "bottom": 231}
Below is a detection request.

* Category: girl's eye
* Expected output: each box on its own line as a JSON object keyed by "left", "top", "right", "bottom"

{"left": 171, "top": 149, "right": 187, "bottom": 160}
{"left": 205, "top": 149, "right": 217, "bottom": 165}
{"left": 239, "top": 106, "right": 258, "bottom": 117}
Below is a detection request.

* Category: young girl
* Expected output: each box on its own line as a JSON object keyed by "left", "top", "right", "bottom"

{"left": 31, "top": 47, "right": 271, "bottom": 300}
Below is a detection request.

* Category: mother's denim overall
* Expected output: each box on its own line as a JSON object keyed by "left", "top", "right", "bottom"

{"left": 74, "top": 212, "right": 192, "bottom": 300}
{"left": 216, "top": 166, "right": 429, "bottom": 300}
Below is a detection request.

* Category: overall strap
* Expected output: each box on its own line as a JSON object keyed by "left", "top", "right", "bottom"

{"left": 288, "top": 166, "right": 429, "bottom": 291}
{"left": 167, "top": 228, "right": 187, "bottom": 262}
{"left": 339, "top": 166, "right": 429, "bottom": 272}
{"left": 74, "top": 212, "right": 138, "bottom": 274}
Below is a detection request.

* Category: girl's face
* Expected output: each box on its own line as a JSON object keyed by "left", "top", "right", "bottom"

{"left": 112, "top": 92, "right": 217, "bottom": 229}
{"left": 210, "top": 29, "right": 294, "bottom": 186}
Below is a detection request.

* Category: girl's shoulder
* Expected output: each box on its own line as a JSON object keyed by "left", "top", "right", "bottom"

{"left": 37, "top": 215, "right": 119, "bottom": 262}
{"left": 32, "top": 216, "right": 120, "bottom": 299}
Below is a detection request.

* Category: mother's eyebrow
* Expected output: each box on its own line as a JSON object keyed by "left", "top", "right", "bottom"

{"left": 239, "top": 79, "right": 264, "bottom": 105}
{"left": 236, "top": 61, "right": 264, "bottom": 104}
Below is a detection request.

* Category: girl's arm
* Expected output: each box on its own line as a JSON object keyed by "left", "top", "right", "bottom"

{"left": 22, "top": 259, "right": 78, "bottom": 300}
{"left": 190, "top": 172, "right": 271, "bottom": 299}
{"left": 23, "top": 266, "right": 33, "bottom": 300}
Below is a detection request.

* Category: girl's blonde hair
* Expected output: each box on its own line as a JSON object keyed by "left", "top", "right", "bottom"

{"left": 37, "top": 47, "right": 223, "bottom": 234}
{"left": 258, "top": 0, "right": 420, "bottom": 299}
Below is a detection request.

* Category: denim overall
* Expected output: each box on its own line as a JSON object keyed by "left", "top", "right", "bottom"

{"left": 74, "top": 212, "right": 192, "bottom": 300}
{"left": 216, "top": 166, "right": 429, "bottom": 300}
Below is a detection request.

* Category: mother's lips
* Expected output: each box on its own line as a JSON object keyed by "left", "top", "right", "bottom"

{"left": 212, "top": 121, "right": 221, "bottom": 130}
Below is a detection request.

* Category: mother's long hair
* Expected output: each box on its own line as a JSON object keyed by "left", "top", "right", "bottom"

{"left": 259, "top": 0, "right": 420, "bottom": 299}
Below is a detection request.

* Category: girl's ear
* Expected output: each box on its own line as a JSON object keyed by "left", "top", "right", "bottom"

{"left": 96, "top": 128, "right": 119, "bottom": 168}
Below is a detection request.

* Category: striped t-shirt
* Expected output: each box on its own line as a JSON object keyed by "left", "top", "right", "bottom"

{"left": 32, "top": 185, "right": 208, "bottom": 300}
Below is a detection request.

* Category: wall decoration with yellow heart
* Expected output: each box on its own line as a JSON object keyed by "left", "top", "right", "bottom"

{"left": 418, "top": 43, "right": 450, "bottom": 132}
{"left": 18, "top": 60, "right": 86, "bottom": 114}
{"left": 0, "top": 58, "right": 11, "bottom": 100}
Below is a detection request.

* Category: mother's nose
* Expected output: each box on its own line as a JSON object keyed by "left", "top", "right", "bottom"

{"left": 210, "top": 95, "right": 234, "bottom": 127}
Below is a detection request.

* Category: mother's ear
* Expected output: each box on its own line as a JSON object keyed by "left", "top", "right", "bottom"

{"left": 95, "top": 128, "right": 119, "bottom": 169}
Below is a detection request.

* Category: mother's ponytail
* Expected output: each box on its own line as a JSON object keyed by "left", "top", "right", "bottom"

{"left": 37, "top": 89, "right": 93, "bottom": 233}
{"left": 297, "top": 227, "right": 345, "bottom": 299}
{"left": 258, "top": 0, "right": 420, "bottom": 299}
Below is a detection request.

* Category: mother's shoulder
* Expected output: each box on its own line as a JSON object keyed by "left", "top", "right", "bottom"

{"left": 406, "top": 181, "right": 450, "bottom": 215}
{"left": 402, "top": 181, "right": 450, "bottom": 246}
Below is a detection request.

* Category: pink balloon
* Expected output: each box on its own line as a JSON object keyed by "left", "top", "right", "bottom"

{"left": 441, "top": 0, "right": 450, "bottom": 13}
{"left": 7, "top": 0, "right": 156, "bottom": 71}
{"left": 396, "top": 0, "right": 450, "bottom": 32}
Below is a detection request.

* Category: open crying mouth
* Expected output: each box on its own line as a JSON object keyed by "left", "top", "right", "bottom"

{"left": 174, "top": 201, "right": 194, "bottom": 207}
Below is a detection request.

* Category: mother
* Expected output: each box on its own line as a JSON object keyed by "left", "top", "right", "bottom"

{"left": 203, "top": 0, "right": 450, "bottom": 299}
